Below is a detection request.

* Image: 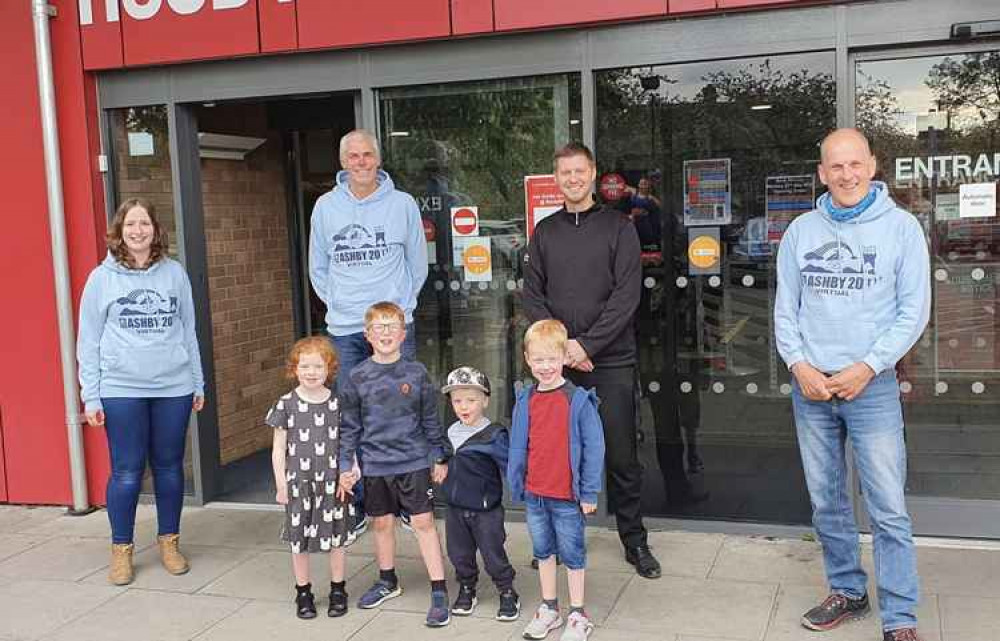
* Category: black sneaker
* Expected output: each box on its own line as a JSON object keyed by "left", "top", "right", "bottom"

{"left": 295, "top": 584, "right": 317, "bottom": 619}
{"left": 328, "top": 585, "right": 348, "bottom": 618}
{"left": 801, "top": 593, "right": 870, "bottom": 631}
{"left": 451, "top": 584, "right": 477, "bottom": 616}
{"left": 883, "top": 628, "right": 923, "bottom": 641}
{"left": 496, "top": 588, "right": 520, "bottom": 621}
{"left": 625, "top": 545, "right": 662, "bottom": 579}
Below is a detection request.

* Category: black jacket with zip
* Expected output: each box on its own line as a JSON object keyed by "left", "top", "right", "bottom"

{"left": 440, "top": 422, "right": 509, "bottom": 512}
{"left": 521, "top": 203, "right": 641, "bottom": 368}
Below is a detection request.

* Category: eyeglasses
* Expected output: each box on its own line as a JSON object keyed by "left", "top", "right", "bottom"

{"left": 368, "top": 322, "right": 403, "bottom": 334}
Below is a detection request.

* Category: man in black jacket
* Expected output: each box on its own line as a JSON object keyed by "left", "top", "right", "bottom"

{"left": 521, "top": 142, "right": 661, "bottom": 579}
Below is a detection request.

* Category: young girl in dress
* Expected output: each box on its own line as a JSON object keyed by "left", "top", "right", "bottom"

{"left": 267, "top": 336, "right": 357, "bottom": 619}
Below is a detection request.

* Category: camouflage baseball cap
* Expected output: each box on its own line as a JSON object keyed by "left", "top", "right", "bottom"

{"left": 441, "top": 366, "right": 491, "bottom": 396}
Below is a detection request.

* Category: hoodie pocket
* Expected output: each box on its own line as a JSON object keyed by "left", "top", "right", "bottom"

{"left": 108, "top": 345, "right": 190, "bottom": 385}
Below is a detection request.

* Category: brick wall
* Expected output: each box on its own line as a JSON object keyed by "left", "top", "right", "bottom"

{"left": 200, "top": 105, "right": 297, "bottom": 465}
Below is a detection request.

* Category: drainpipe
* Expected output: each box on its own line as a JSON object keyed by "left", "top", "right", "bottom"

{"left": 32, "top": 0, "right": 91, "bottom": 514}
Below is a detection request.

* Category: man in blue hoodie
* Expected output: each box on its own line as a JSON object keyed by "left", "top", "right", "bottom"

{"left": 309, "top": 129, "right": 429, "bottom": 532}
{"left": 775, "top": 128, "right": 930, "bottom": 641}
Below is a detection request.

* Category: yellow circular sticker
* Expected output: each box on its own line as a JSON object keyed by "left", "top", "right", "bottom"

{"left": 688, "top": 235, "right": 721, "bottom": 270}
{"left": 464, "top": 244, "right": 491, "bottom": 275}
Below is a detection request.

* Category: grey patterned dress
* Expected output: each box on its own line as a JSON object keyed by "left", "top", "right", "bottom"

{"left": 265, "top": 390, "right": 356, "bottom": 553}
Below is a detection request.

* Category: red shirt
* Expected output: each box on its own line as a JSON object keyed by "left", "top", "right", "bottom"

{"left": 525, "top": 384, "right": 573, "bottom": 500}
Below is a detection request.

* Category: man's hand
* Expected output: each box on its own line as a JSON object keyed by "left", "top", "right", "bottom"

{"left": 580, "top": 502, "right": 597, "bottom": 515}
{"left": 569, "top": 358, "right": 594, "bottom": 372}
{"left": 565, "top": 339, "right": 590, "bottom": 369}
{"left": 84, "top": 409, "right": 105, "bottom": 427}
{"left": 193, "top": 396, "right": 205, "bottom": 412}
{"left": 432, "top": 463, "right": 448, "bottom": 484}
{"left": 275, "top": 486, "right": 288, "bottom": 505}
{"left": 826, "top": 362, "right": 876, "bottom": 402}
{"left": 791, "top": 362, "right": 832, "bottom": 401}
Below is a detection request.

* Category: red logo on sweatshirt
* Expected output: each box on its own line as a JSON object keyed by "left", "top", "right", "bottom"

{"left": 400, "top": 383, "right": 412, "bottom": 396}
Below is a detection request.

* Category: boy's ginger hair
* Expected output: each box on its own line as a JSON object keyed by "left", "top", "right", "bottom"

{"left": 523, "top": 319, "right": 568, "bottom": 353}
{"left": 364, "top": 301, "right": 405, "bottom": 325}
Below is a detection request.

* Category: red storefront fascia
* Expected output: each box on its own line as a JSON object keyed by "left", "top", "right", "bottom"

{"left": 1, "top": 0, "right": 839, "bottom": 507}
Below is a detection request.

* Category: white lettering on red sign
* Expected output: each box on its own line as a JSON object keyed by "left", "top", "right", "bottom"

{"left": 80, "top": 0, "right": 251, "bottom": 25}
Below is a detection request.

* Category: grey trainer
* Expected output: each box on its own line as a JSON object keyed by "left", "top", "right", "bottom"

{"left": 523, "top": 603, "right": 563, "bottom": 640}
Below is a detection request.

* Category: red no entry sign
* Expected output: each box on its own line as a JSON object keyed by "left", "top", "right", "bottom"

{"left": 451, "top": 206, "right": 479, "bottom": 236}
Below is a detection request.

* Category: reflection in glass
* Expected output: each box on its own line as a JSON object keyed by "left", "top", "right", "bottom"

{"left": 597, "top": 53, "right": 836, "bottom": 524}
{"left": 858, "top": 52, "right": 1000, "bottom": 502}
{"left": 379, "top": 76, "right": 582, "bottom": 424}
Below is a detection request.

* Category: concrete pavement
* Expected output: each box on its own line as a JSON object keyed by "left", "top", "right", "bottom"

{"left": 0, "top": 503, "right": 997, "bottom": 641}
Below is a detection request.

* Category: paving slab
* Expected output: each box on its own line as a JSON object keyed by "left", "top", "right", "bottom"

{"left": 0, "top": 537, "right": 118, "bottom": 581}
{"left": 763, "top": 585, "right": 941, "bottom": 641}
{"left": 0, "top": 506, "right": 62, "bottom": 534}
{"left": 41, "top": 589, "right": 245, "bottom": 641}
{"left": 178, "top": 508, "right": 286, "bottom": 550}
{"left": 81, "top": 544, "right": 258, "bottom": 593}
{"left": 200, "top": 550, "right": 375, "bottom": 601}
{"left": 938, "top": 594, "right": 1000, "bottom": 641}
{"left": 605, "top": 574, "right": 777, "bottom": 639}
{"left": 0, "top": 579, "right": 121, "bottom": 641}
{"left": 917, "top": 546, "right": 1000, "bottom": 597}
{"left": 192, "top": 599, "right": 379, "bottom": 641}
{"left": 647, "top": 530, "right": 727, "bottom": 579}
{"left": 19, "top": 505, "right": 156, "bottom": 543}
{"left": 709, "top": 536, "right": 829, "bottom": 587}
{"left": 348, "top": 610, "right": 521, "bottom": 641}
{"left": 0, "top": 533, "right": 45, "bottom": 563}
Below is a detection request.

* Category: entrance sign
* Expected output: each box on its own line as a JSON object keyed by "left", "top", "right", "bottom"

{"left": 684, "top": 159, "right": 731, "bottom": 226}
{"left": 766, "top": 175, "right": 815, "bottom": 243}
{"left": 524, "top": 174, "right": 563, "bottom": 237}
{"left": 451, "top": 206, "right": 480, "bottom": 237}
{"left": 687, "top": 227, "right": 722, "bottom": 275}
{"left": 959, "top": 182, "right": 997, "bottom": 218}
{"left": 896, "top": 154, "right": 1000, "bottom": 183}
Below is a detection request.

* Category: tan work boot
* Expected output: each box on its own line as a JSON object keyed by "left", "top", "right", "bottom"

{"left": 108, "top": 543, "right": 134, "bottom": 585}
{"left": 157, "top": 533, "right": 189, "bottom": 575}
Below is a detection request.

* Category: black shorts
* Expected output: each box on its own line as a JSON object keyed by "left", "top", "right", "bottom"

{"left": 363, "top": 469, "right": 435, "bottom": 517}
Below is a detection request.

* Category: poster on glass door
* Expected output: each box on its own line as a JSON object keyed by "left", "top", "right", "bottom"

{"left": 683, "top": 158, "right": 731, "bottom": 226}
{"left": 766, "top": 175, "right": 815, "bottom": 243}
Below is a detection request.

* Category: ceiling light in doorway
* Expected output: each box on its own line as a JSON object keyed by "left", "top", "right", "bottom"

{"left": 570, "top": 119, "right": 581, "bottom": 125}
{"left": 390, "top": 131, "right": 410, "bottom": 137}
{"left": 751, "top": 104, "right": 772, "bottom": 111}
{"left": 198, "top": 132, "right": 266, "bottom": 160}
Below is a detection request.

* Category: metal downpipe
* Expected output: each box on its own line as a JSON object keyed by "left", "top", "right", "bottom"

{"left": 31, "top": 0, "right": 90, "bottom": 513}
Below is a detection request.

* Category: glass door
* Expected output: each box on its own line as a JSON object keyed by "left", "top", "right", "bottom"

{"left": 855, "top": 46, "right": 1000, "bottom": 537}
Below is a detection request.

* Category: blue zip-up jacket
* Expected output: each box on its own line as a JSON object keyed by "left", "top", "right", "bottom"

{"left": 77, "top": 254, "right": 205, "bottom": 412}
{"left": 308, "top": 170, "right": 428, "bottom": 336}
{"left": 440, "top": 421, "right": 509, "bottom": 511}
{"left": 507, "top": 382, "right": 605, "bottom": 505}
{"left": 774, "top": 182, "right": 931, "bottom": 375}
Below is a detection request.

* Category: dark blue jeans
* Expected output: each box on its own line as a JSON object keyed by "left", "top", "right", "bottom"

{"left": 329, "top": 323, "right": 416, "bottom": 517}
{"left": 102, "top": 395, "right": 193, "bottom": 544}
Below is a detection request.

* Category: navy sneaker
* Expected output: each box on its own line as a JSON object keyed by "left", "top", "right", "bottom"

{"left": 451, "top": 584, "right": 477, "bottom": 615}
{"left": 496, "top": 588, "right": 520, "bottom": 621}
{"left": 426, "top": 590, "right": 451, "bottom": 627}
{"left": 357, "top": 579, "right": 402, "bottom": 609}
{"left": 352, "top": 514, "right": 369, "bottom": 538}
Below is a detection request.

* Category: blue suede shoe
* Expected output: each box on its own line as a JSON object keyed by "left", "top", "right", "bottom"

{"left": 425, "top": 590, "right": 451, "bottom": 627}
{"left": 357, "top": 579, "right": 401, "bottom": 609}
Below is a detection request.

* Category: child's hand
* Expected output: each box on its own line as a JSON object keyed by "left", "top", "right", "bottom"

{"left": 581, "top": 502, "right": 597, "bottom": 515}
{"left": 275, "top": 486, "right": 288, "bottom": 505}
{"left": 338, "top": 472, "right": 356, "bottom": 494}
{"left": 432, "top": 463, "right": 448, "bottom": 484}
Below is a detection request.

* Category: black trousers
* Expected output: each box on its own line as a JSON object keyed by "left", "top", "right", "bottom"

{"left": 566, "top": 365, "right": 647, "bottom": 549}
{"left": 445, "top": 505, "right": 516, "bottom": 591}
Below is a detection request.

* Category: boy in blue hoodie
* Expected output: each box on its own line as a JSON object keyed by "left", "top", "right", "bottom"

{"left": 509, "top": 320, "right": 605, "bottom": 641}
{"left": 439, "top": 366, "right": 520, "bottom": 622}
{"left": 775, "top": 128, "right": 930, "bottom": 641}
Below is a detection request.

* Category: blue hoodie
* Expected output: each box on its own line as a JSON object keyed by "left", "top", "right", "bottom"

{"left": 774, "top": 182, "right": 931, "bottom": 375}
{"left": 308, "top": 170, "right": 428, "bottom": 336}
{"left": 77, "top": 254, "right": 205, "bottom": 412}
{"left": 507, "top": 382, "right": 605, "bottom": 506}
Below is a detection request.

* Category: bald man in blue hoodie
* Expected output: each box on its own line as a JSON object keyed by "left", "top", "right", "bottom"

{"left": 775, "top": 128, "right": 930, "bottom": 641}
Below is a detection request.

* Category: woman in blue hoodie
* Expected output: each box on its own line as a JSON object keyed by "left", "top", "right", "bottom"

{"left": 77, "top": 198, "right": 205, "bottom": 586}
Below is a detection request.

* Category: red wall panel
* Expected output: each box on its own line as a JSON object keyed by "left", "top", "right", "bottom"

{"left": 79, "top": 0, "right": 124, "bottom": 69}
{"left": 0, "top": 414, "right": 7, "bottom": 502}
{"left": 260, "top": 0, "right": 298, "bottom": 52}
{"left": 452, "top": 0, "right": 494, "bottom": 35}
{"left": 717, "top": 0, "right": 802, "bottom": 8}
{"left": 0, "top": 2, "right": 73, "bottom": 505}
{"left": 669, "top": 0, "right": 717, "bottom": 13}
{"left": 122, "top": 0, "right": 260, "bottom": 67}
{"left": 297, "top": 0, "right": 451, "bottom": 50}
{"left": 495, "top": 0, "right": 666, "bottom": 31}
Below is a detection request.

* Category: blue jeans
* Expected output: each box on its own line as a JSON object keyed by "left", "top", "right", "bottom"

{"left": 523, "top": 491, "right": 587, "bottom": 570}
{"left": 792, "top": 371, "right": 918, "bottom": 632}
{"left": 102, "top": 395, "right": 193, "bottom": 544}
{"left": 328, "top": 323, "right": 416, "bottom": 516}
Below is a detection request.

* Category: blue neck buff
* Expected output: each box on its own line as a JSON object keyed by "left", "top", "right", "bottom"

{"left": 821, "top": 184, "right": 878, "bottom": 223}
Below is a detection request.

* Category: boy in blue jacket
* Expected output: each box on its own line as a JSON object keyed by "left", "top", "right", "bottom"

{"left": 509, "top": 320, "right": 605, "bottom": 641}
{"left": 439, "top": 366, "right": 520, "bottom": 622}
